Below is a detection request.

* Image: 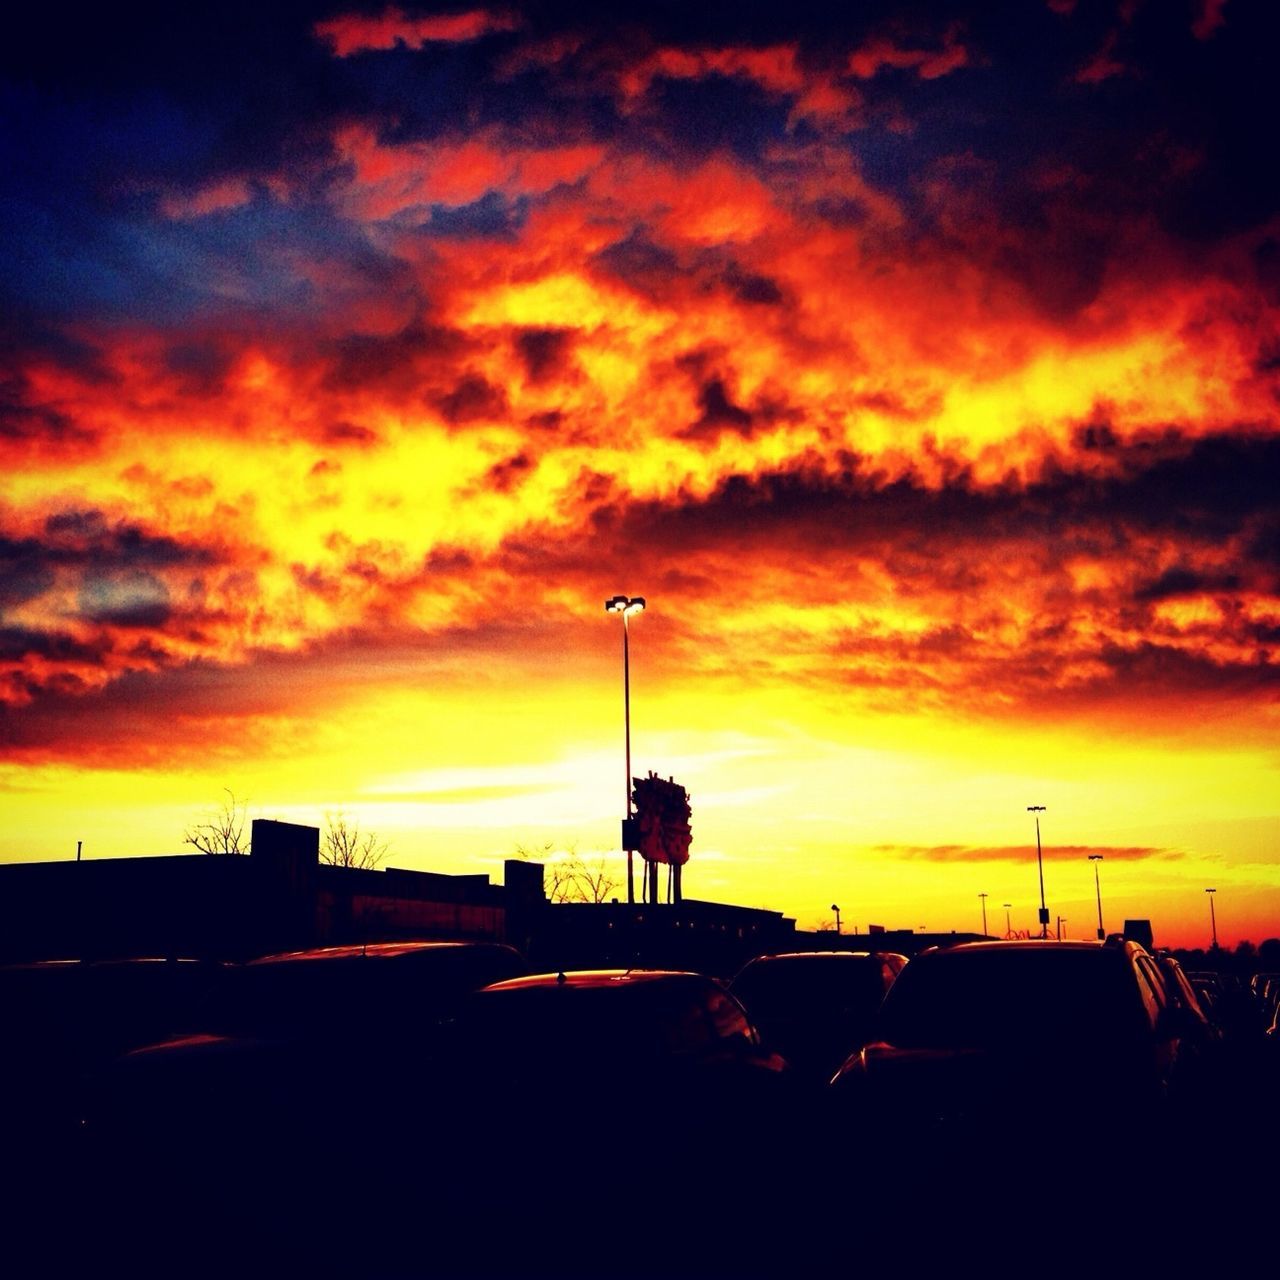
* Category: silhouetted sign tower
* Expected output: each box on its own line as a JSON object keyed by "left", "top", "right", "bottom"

{"left": 623, "top": 772, "right": 692, "bottom": 904}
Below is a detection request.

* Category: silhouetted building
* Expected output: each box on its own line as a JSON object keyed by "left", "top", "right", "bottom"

{"left": 0, "top": 823, "right": 978, "bottom": 971}
{"left": 0, "top": 820, "right": 527, "bottom": 962}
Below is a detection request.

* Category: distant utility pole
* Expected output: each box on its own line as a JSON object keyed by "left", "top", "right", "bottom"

{"left": 1206, "top": 888, "right": 1219, "bottom": 950}
{"left": 1089, "top": 854, "right": 1105, "bottom": 939}
{"left": 1028, "top": 805, "right": 1048, "bottom": 938}
{"left": 978, "top": 891, "right": 989, "bottom": 936}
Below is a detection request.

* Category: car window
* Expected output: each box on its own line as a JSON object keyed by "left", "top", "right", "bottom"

{"left": 1133, "top": 957, "right": 1166, "bottom": 1026}
{"left": 732, "top": 957, "right": 885, "bottom": 1018}
{"left": 878, "top": 949, "right": 1146, "bottom": 1049}
{"left": 703, "top": 988, "right": 756, "bottom": 1046}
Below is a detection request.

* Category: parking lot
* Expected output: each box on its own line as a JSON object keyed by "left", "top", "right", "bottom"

{"left": 4, "top": 941, "right": 1277, "bottom": 1276}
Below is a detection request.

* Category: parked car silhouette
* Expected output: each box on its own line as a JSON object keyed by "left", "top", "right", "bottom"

{"left": 729, "top": 950, "right": 906, "bottom": 1083}
{"left": 87, "top": 940, "right": 527, "bottom": 1166}
{"left": 0, "top": 956, "right": 221, "bottom": 1158}
{"left": 430, "top": 970, "right": 792, "bottom": 1274}
{"left": 830, "top": 938, "right": 1200, "bottom": 1141}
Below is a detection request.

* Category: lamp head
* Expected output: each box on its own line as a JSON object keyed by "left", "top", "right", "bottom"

{"left": 606, "top": 595, "right": 646, "bottom": 615}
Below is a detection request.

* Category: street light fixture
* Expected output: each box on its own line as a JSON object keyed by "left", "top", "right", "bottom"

{"left": 1003, "top": 903, "right": 1012, "bottom": 938}
{"left": 978, "top": 891, "right": 989, "bottom": 937}
{"left": 605, "top": 595, "right": 645, "bottom": 904}
{"left": 831, "top": 904, "right": 841, "bottom": 935}
{"left": 1028, "top": 805, "right": 1048, "bottom": 938}
{"left": 1206, "top": 888, "right": 1219, "bottom": 950}
{"left": 1089, "top": 854, "right": 1105, "bottom": 939}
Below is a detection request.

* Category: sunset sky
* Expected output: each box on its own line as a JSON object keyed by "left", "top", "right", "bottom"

{"left": 2, "top": 1, "right": 1277, "bottom": 947}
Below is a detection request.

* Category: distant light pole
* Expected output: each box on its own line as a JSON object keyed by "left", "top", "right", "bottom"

{"left": 1028, "top": 805, "right": 1048, "bottom": 938}
{"left": 1057, "top": 916, "right": 1067, "bottom": 940}
{"left": 1003, "top": 903, "right": 1012, "bottom": 937}
{"left": 606, "top": 595, "right": 645, "bottom": 905}
{"left": 978, "top": 892, "right": 989, "bottom": 936}
{"left": 831, "top": 904, "right": 842, "bottom": 935}
{"left": 1206, "top": 888, "right": 1219, "bottom": 950}
{"left": 1089, "top": 854, "right": 1105, "bottom": 939}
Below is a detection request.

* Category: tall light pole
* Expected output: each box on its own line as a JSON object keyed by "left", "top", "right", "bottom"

{"left": 1028, "top": 806, "right": 1048, "bottom": 938}
{"left": 1089, "top": 854, "right": 1105, "bottom": 939}
{"left": 831, "top": 904, "right": 841, "bottom": 935}
{"left": 978, "top": 892, "right": 989, "bottom": 937}
{"left": 606, "top": 595, "right": 645, "bottom": 905}
{"left": 1003, "top": 903, "right": 1012, "bottom": 937}
{"left": 1206, "top": 888, "right": 1218, "bottom": 950}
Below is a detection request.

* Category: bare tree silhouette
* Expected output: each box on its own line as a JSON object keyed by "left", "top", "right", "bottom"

{"left": 515, "top": 841, "right": 619, "bottom": 903}
{"left": 322, "top": 813, "right": 388, "bottom": 870}
{"left": 185, "top": 789, "right": 249, "bottom": 855}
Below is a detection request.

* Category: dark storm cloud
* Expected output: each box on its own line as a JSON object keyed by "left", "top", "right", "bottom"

{"left": 322, "top": 322, "right": 472, "bottom": 396}
{"left": 1134, "top": 566, "right": 1242, "bottom": 602}
{"left": 0, "top": 512, "right": 216, "bottom": 621}
{"left": 435, "top": 372, "right": 508, "bottom": 423}
{"left": 585, "top": 433, "right": 1280, "bottom": 560}
{"left": 516, "top": 328, "right": 574, "bottom": 382}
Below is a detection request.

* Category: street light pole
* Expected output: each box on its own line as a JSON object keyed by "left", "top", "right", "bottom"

{"left": 1089, "top": 854, "right": 1105, "bottom": 939}
{"left": 978, "top": 892, "right": 989, "bottom": 937}
{"left": 1028, "top": 805, "right": 1048, "bottom": 938}
{"left": 1206, "top": 888, "right": 1218, "bottom": 950}
{"left": 606, "top": 595, "right": 646, "bottom": 905}
{"left": 831, "top": 904, "right": 841, "bottom": 935}
{"left": 1003, "top": 903, "right": 1012, "bottom": 937}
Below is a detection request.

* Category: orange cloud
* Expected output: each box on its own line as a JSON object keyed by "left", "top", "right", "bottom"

{"left": 847, "top": 31, "right": 970, "bottom": 80}
{"left": 880, "top": 844, "right": 1181, "bottom": 863}
{"left": 314, "top": 7, "right": 518, "bottom": 57}
{"left": 618, "top": 43, "right": 863, "bottom": 128}
{"left": 160, "top": 178, "right": 254, "bottom": 221}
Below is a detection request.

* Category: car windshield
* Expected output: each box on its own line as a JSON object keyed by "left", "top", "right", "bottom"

{"left": 878, "top": 948, "right": 1145, "bottom": 1050}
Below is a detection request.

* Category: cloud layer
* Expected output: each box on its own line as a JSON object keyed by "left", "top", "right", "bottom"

{"left": 2, "top": 1, "right": 1277, "bottom": 774}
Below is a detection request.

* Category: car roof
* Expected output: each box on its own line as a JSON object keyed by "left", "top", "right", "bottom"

{"left": 924, "top": 939, "right": 1116, "bottom": 954}
{"left": 249, "top": 941, "right": 513, "bottom": 966}
{"left": 740, "top": 951, "right": 899, "bottom": 963}
{"left": 483, "top": 969, "right": 707, "bottom": 992}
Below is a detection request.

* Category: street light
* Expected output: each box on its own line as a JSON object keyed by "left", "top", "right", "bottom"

{"left": 831, "top": 904, "right": 841, "bottom": 935}
{"left": 978, "top": 891, "right": 989, "bottom": 937}
{"left": 1206, "top": 888, "right": 1219, "bottom": 950}
{"left": 1089, "top": 854, "right": 1105, "bottom": 939}
{"left": 606, "top": 595, "right": 645, "bottom": 904}
{"left": 1003, "top": 903, "right": 1012, "bottom": 937}
{"left": 1028, "top": 806, "right": 1048, "bottom": 938}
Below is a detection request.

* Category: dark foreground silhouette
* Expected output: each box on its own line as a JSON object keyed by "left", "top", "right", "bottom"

{"left": 5, "top": 940, "right": 1278, "bottom": 1276}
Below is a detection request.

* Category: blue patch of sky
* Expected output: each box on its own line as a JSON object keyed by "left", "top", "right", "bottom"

{"left": 639, "top": 76, "right": 794, "bottom": 166}
{"left": 2, "top": 177, "right": 397, "bottom": 326}
{"left": 421, "top": 192, "right": 530, "bottom": 240}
